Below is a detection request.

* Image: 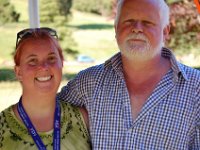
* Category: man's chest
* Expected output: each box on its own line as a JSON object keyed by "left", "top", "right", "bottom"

{"left": 88, "top": 85, "right": 196, "bottom": 149}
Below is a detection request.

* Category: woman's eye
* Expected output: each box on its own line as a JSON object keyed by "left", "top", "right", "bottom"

{"left": 48, "top": 56, "right": 57, "bottom": 63}
{"left": 28, "top": 59, "right": 38, "bottom": 66}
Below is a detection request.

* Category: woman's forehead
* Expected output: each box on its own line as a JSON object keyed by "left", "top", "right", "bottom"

{"left": 20, "top": 39, "right": 58, "bottom": 55}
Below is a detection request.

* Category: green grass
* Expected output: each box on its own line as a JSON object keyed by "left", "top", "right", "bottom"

{"left": 0, "top": 81, "right": 21, "bottom": 111}
{"left": 71, "top": 29, "right": 117, "bottom": 61}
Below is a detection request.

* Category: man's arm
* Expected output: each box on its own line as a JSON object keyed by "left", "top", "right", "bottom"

{"left": 193, "top": 125, "right": 200, "bottom": 149}
{"left": 57, "top": 74, "right": 85, "bottom": 107}
{"left": 193, "top": 82, "right": 200, "bottom": 149}
{"left": 57, "top": 64, "right": 103, "bottom": 107}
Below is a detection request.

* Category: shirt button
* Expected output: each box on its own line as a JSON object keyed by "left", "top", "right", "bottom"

{"left": 123, "top": 103, "right": 128, "bottom": 108}
{"left": 128, "top": 129, "right": 132, "bottom": 133}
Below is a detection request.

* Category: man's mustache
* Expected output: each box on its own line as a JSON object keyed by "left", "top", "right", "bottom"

{"left": 126, "top": 33, "right": 149, "bottom": 43}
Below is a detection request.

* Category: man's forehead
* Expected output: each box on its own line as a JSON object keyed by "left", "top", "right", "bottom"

{"left": 120, "top": 0, "right": 160, "bottom": 10}
{"left": 119, "top": 0, "right": 161, "bottom": 6}
{"left": 118, "top": 0, "right": 163, "bottom": 15}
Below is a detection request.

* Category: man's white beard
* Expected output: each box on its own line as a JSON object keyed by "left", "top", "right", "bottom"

{"left": 118, "top": 33, "right": 164, "bottom": 61}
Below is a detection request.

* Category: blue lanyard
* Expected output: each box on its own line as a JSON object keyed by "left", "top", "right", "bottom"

{"left": 17, "top": 97, "right": 61, "bottom": 150}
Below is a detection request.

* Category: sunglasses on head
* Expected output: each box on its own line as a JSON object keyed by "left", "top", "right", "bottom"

{"left": 16, "top": 27, "right": 58, "bottom": 49}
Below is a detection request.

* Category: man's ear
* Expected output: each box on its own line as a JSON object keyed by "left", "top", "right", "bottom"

{"left": 14, "top": 66, "right": 22, "bottom": 81}
{"left": 163, "top": 25, "right": 170, "bottom": 42}
{"left": 114, "top": 24, "right": 117, "bottom": 38}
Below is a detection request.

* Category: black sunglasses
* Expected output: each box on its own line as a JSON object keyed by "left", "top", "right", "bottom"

{"left": 16, "top": 27, "right": 58, "bottom": 49}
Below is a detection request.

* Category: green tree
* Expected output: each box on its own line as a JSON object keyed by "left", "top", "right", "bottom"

{"left": 40, "top": 0, "right": 78, "bottom": 57}
{"left": 73, "top": 0, "right": 113, "bottom": 16}
{"left": 0, "top": 0, "right": 20, "bottom": 24}
{"left": 58, "top": 0, "right": 72, "bottom": 16}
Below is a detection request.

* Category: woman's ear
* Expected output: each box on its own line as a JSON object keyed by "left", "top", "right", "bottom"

{"left": 14, "top": 66, "right": 22, "bottom": 81}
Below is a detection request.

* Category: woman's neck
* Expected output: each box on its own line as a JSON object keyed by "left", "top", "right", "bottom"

{"left": 13, "top": 94, "right": 57, "bottom": 132}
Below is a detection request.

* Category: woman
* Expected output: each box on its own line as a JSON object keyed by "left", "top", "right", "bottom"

{"left": 0, "top": 28, "right": 90, "bottom": 150}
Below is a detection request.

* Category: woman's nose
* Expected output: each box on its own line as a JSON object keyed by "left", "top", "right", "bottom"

{"left": 38, "top": 61, "right": 49, "bottom": 71}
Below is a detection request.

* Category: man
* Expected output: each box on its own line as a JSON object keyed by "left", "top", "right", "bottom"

{"left": 58, "top": 0, "right": 200, "bottom": 149}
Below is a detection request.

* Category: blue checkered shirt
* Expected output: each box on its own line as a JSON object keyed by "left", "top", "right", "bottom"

{"left": 58, "top": 48, "right": 200, "bottom": 150}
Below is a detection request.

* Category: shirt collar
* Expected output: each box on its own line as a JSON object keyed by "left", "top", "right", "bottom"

{"left": 104, "top": 52, "right": 123, "bottom": 72}
{"left": 104, "top": 47, "right": 188, "bottom": 82}
{"left": 162, "top": 47, "right": 188, "bottom": 81}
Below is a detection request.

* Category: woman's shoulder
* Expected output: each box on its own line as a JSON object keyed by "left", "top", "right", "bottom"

{"left": 59, "top": 100, "right": 86, "bottom": 125}
{"left": 59, "top": 100, "right": 80, "bottom": 113}
{"left": 59, "top": 100, "right": 91, "bottom": 149}
{"left": 0, "top": 105, "right": 29, "bottom": 149}
{"left": 59, "top": 100, "right": 89, "bottom": 134}
{"left": 0, "top": 105, "right": 13, "bottom": 124}
{"left": 62, "top": 102, "right": 89, "bottom": 128}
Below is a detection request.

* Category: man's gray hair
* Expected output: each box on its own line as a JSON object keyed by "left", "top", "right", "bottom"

{"left": 114, "top": 0, "right": 170, "bottom": 28}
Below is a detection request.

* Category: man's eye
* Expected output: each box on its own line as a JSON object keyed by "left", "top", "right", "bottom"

{"left": 143, "top": 21, "right": 154, "bottom": 26}
{"left": 124, "top": 19, "right": 135, "bottom": 25}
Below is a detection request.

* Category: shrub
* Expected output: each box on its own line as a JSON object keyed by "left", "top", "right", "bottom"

{"left": 166, "top": 0, "right": 200, "bottom": 53}
{"left": 0, "top": 0, "right": 20, "bottom": 24}
{"left": 73, "top": 0, "right": 114, "bottom": 16}
{"left": 40, "top": 0, "right": 78, "bottom": 57}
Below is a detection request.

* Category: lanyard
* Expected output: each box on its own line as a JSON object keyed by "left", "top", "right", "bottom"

{"left": 17, "top": 97, "right": 61, "bottom": 150}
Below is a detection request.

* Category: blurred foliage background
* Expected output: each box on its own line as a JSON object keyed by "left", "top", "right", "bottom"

{"left": 0, "top": 0, "right": 199, "bottom": 62}
{"left": 40, "top": 0, "right": 78, "bottom": 56}
{"left": 0, "top": 0, "right": 20, "bottom": 24}
{"left": 167, "top": 0, "right": 200, "bottom": 55}
{"left": 0, "top": 0, "right": 200, "bottom": 65}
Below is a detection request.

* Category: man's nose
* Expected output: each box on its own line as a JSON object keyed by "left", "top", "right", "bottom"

{"left": 131, "top": 22, "right": 143, "bottom": 33}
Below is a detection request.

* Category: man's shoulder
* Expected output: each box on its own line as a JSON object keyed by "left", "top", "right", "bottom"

{"left": 179, "top": 62, "right": 200, "bottom": 82}
{"left": 77, "top": 56, "right": 119, "bottom": 77}
{"left": 77, "top": 53, "right": 121, "bottom": 76}
{"left": 72, "top": 63, "right": 108, "bottom": 84}
{"left": 78, "top": 63, "right": 105, "bottom": 76}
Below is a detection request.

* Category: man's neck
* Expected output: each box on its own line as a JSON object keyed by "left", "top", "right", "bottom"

{"left": 122, "top": 55, "right": 171, "bottom": 83}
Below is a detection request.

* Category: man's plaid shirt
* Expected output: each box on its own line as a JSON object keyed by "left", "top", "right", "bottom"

{"left": 58, "top": 48, "right": 200, "bottom": 150}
